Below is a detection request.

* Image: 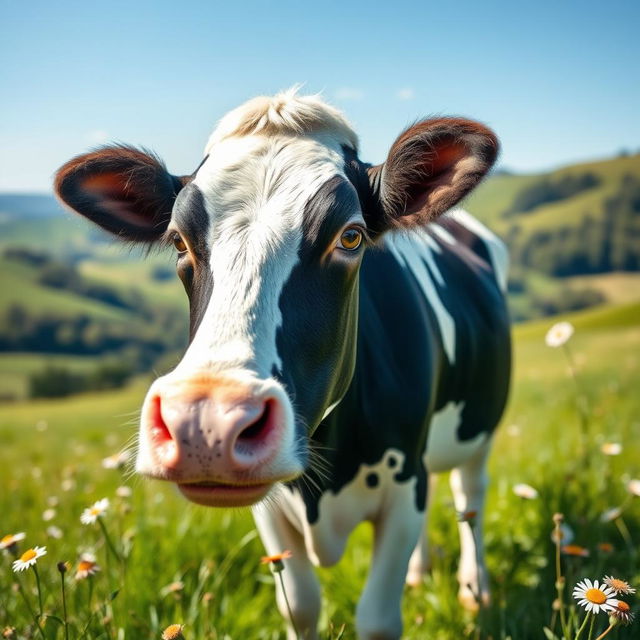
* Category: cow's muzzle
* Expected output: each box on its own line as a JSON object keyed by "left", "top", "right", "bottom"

{"left": 136, "top": 370, "right": 302, "bottom": 506}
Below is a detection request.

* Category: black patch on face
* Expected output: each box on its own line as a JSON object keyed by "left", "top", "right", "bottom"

{"left": 171, "top": 183, "right": 214, "bottom": 340}
{"left": 275, "top": 176, "right": 364, "bottom": 466}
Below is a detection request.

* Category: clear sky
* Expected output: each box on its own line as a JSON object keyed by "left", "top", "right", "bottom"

{"left": 1, "top": 0, "right": 638, "bottom": 192}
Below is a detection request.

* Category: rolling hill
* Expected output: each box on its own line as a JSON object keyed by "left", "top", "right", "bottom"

{"left": 0, "top": 152, "right": 639, "bottom": 399}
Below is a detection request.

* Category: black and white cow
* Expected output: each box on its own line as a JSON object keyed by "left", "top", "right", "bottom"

{"left": 55, "top": 89, "right": 510, "bottom": 640}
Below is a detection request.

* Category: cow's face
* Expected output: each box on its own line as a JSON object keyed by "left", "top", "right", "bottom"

{"left": 55, "top": 91, "right": 497, "bottom": 506}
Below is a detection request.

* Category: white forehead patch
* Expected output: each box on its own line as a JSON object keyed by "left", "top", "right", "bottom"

{"left": 177, "top": 134, "right": 349, "bottom": 378}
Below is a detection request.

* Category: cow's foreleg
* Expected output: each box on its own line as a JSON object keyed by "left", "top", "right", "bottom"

{"left": 449, "top": 440, "right": 491, "bottom": 610}
{"left": 356, "top": 500, "right": 423, "bottom": 639}
{"left": 406, "top": 472, "right": 438, "bottom": 586}
{"left": 253, "top": 503, "right": 321, "bottom": 640}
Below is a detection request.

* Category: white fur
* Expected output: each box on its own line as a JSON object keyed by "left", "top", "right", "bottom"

{"left": 446, "top": 208, "right": 509, "bottom": 292}
{"left": 384, "top": 231, "right": 456, "bottom": 363}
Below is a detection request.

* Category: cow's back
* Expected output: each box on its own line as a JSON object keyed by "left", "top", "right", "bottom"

{"left": 297, "top": 209, "right": 510, "bottom": 524}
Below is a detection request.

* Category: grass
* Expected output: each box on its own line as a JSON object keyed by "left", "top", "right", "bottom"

{"left": 1, "top": 303, "right": 639, "bottom": 639}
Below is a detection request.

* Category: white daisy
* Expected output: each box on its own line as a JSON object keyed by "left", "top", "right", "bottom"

{"left": 75, "top": 553, "right": 101, "bottom": 580}
{"left": 12, "top": 546, "right": 47, "bottom": 572}
{"left": 101, "top": 451, "right": 130, "bottom": 470}
{"left": 603, "top": 576, "right": 636, "bottom": 595}
{"left": 513, "top": 483, "right": 539, "bottom": 500}
{"left": 627, "top": 479, "right": 640, "bottom": 497}
{"left": 116, "top": 486, "right": 132, "bottom": 498}
{"left": 80, "top": 498, "right": 110, "bottom": 525}
{"left": 545, "top": 321, "right": 574, "bottom": 348}
{"left": 0, "top": 532, "right": 26, "bottom": 550}
{"left": 573, "top": 578, "right": 615, "bottom": 613}
{"left": 609, "top": 599, "right": 635, "bottom": 625}
{"left": 601, "top": 442, "right": 622, "bottom": 456}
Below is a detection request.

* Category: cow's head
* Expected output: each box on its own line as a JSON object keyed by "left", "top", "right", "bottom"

{"left": 54, "top": 90, "right": 497, "bottom": 506}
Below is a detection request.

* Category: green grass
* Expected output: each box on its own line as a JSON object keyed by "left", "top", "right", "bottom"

{"left": 1, "top": 304, "right": 639, "bottom": 638}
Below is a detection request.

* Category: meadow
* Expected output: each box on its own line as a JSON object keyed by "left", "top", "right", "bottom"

{"left": 1, "top": 301, "right": 639, "bottom": 639}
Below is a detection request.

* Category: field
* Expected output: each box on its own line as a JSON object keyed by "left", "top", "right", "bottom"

{"left": 1, "top": 301, "right": 639, "bottom": 639}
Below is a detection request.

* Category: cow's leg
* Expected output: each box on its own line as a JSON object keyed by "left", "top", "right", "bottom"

{"left": 356, "top": 500, "right": 423, "bottom": 639}
{"left": 449, "top": 440, "right": 491, "bottom": 610}
{"left": 252, "top": 503, "right": 321, "bottom": 640}
{"left": 406, "top": 472, "right": 438, "bottom": 586}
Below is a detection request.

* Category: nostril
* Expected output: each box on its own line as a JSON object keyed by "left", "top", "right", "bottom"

{"left": 150, "top": 395, "right": 173, "bottom": 443}
{"left": 237, "top": 399, "right": 273, "bottom": 443}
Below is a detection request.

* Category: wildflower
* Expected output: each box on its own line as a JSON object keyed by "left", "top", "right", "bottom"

{"left": 161, "top": 624, "right": 185, "bottom": 640}
{"left": 573, "top": 578, "right": 615, "bottom": 613}
{"left": 598, "top": 542, "right": 614, "bottom": 553}
{"left": 0, "top": 532, "right": 25, "bottom": 552}
{"left": 627, "top": 479, "right": 640, "bottom": 497}
{"left": 57, "top": 561, "right": 70, "bottom": 574}
{"left": 102, "top": 451, "right": 130, "bottom": 470}
{"left": 609, "top": 599, "right": 634, "bottom": 625}
{"left": 42, "top": 508, "right": 56, "bottom": 522}
{"left": 160, "top": 581, "right": 185, "bottom": 597}
{"left": 46, "top": 526, "right": 63, "bottom": 539}
{"left": 12, "top": 546, "right": 47, "bottom": 572}
{"left": 603, "top": 576, "right": 635, "bottom": 595}
{"left": 513, "top": 483, "right": 538, "bottom": 499}
{"left": 47, "top": 496, "right": 59, "bottom": 507}
{"left": 601, "top": 442, "right": 622, "bottom": 456}
{"left": 551, "top": 523, "right": 574, "bottom": 545}
{"left": 75, "top": 553, "right": 101, "bottom": 580}
{"left": 80, "top": 498, "right": 109, "bottom": 524}
{"left": 457, "top": 510, "right": 477, "bottom": 523}
{"left": 261, "top": 550, "right": 292, "bottom": 573}
{"left": 3, "top": 627, "right": 17, "bottom": 639}
{"left": 562, "top": 544, "right": 589, "bottom": 557}
{"left": 600, "top": 507, "right": 623, "bottom": 523}
{"left": 116, "top": 486, "right": 133, "bottom": 498}
{"left": 545, "top": 321, "right": 574, "bottom": 348}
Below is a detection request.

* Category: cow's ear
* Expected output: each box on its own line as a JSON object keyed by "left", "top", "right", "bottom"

{"left": 366, "top": 118, "right": 498, "bottom": 233}
{"left": 54, "top": 145, "right": 187, "bottom": 242}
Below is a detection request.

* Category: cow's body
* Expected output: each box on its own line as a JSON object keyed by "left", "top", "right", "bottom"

{"left": 55, "top": 90, "right": 510, "bottom": 639}
{"left": 255, "top": 210, "right": 510, "bottom": 637}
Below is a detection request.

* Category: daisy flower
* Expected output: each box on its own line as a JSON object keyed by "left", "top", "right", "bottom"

{"left": 75, "top": 553, "right": 101, "bottom": 580}
{"left": 601, "top": 442, "right": 622, "bottom": 456}
{"left": 513, "top": 483, "right": 539, "bottom": 499}
{"left": 102, "top": 451, "right": 130, "bottom": 470}
{"left": 260, "top": 550, "right": 293, "bottom": 564}
{"left": 600, "top": 507, "right": 623, "bottom": 523}
{"left": 551, "top": 523, "right": 574, "bottom": 545}
{"left": 161, "top": 624, "right": 185, "bottom": 640}
{"left": 562, "top": 544, "right": 589, "bottom": 557}
{"left": 0, "top": 532, "right": 25, "bottom": 551}
{"left": 609, "top": 599, "right": 635, "bottom": 625}
{"left": 80, "top": 498, "right": 109, "bottom": 524}
{"left": 603, "top": 576, "right": 635, "bottom": 595}
{"left": 627, "top": 479, "right": 640, "bottom": 497}
{"left": 12, "top": 546, "right": 47, "bottom": 572}
{"left": 573, "top": 578, "right": 615, "bottom": 613}
{"left": 261, "top": 550, "right": 292, "bottom": 573}
{"left": 116, "top": 486, "right": 132, "bottom": 498}
{"left": 545, "top": 321, "right": 574, "bottom": 348}
{"left": 46, "top": 526, "right": 63, "bottom": 540}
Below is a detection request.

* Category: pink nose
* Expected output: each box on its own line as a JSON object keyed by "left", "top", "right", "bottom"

{"left": 141, "top": 373, "right": 282, "bottom": 478}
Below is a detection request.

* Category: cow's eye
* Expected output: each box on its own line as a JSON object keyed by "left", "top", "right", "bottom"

{"left": 337, "top": 227, "right": 363, "bottom": 252}
{"left": 172, "top": 233, "right": 188, "bottom": 254}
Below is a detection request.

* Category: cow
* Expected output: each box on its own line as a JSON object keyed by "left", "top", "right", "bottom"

{"left": 54, "top": 89, "right": 510, "bottom": 640}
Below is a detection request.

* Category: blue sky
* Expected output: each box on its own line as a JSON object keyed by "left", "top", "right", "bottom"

{"left": 1, "top": 0, "right": 638, "bottom": 192}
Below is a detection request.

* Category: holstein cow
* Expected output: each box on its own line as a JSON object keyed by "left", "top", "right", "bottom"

{"left": 55, "top": 89, "right": 510, "bottom": 639}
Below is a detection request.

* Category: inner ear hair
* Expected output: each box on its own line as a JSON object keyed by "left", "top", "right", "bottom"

{"left": 380, "top": 118, "right": 499, "bottom": 228}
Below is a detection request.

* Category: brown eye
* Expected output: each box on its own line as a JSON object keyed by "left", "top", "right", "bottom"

{"left": 338, "top": 227, "right": 363, "bottom": 252}
{"left": 172, "top": 233, "right": 187, "bottom": 253}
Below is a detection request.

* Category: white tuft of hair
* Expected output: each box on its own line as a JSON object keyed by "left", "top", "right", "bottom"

{"left": 205, "top": 86, "right": 359, "bottom": 154}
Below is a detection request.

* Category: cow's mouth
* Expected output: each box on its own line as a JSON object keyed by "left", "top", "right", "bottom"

{"left": 177, "top": 480, "right": 272, "bottom": 507}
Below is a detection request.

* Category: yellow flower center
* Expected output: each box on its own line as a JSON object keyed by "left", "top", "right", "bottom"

{"left": 78, "top": 561, "right": 94, "bottom": 571}
{"left": 20, "top": 549, "right": 37, "bottom": 562}
{"left": 617, "top": 601, "right": 630, "bottom": 612}
{"left": 585, "top": 588, "right": 606, "bottom": 604}
{"left": 90, "top": 507, "right": 100, "bottom": 515}
{"left": 1, "top": 535, "right": 14, "bottom": 545}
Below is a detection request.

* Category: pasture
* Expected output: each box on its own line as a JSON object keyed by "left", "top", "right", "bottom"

{"left": 1, "top": 301, "right": 639, "bottom": 639}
